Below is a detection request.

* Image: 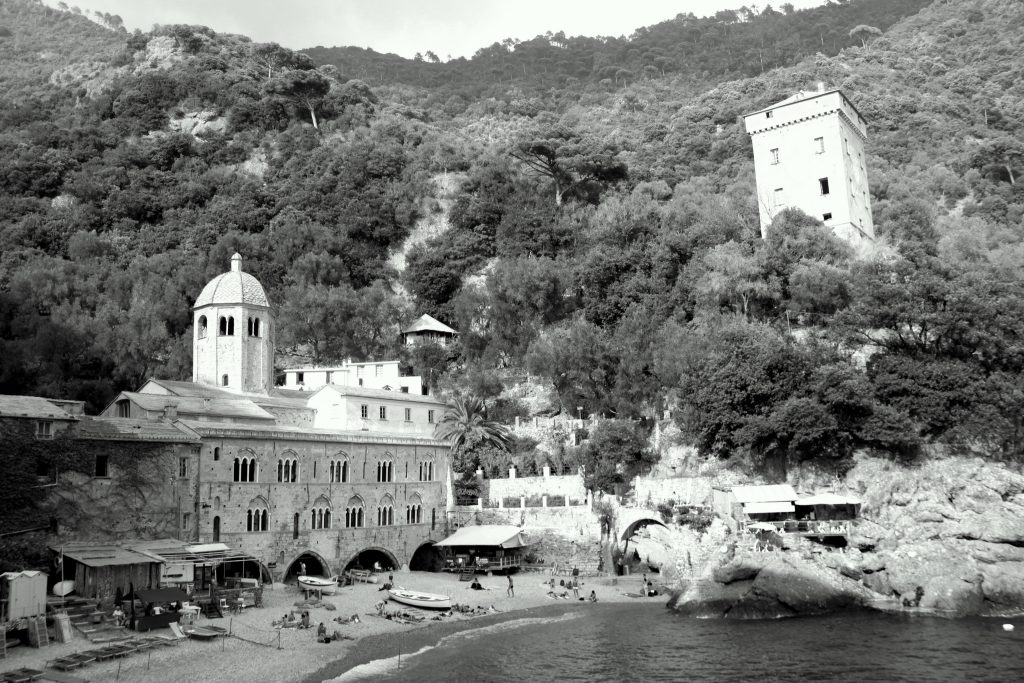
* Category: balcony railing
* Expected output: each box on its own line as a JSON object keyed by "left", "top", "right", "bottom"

{"left": 745, "top": 519, "right": 853, "bottom": 537}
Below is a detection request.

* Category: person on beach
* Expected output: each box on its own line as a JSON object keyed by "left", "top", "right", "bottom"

{"left": 300, "top": 562, "right": 307, "bottom": 577}
{"left": 507, "top": 575, "right": 514, "bottom": 597}
{"left": 571, "top": 578, "right": 580, "bottom": 599}
{"left": 589, "top": 591, "right": 598, "bottom": 603}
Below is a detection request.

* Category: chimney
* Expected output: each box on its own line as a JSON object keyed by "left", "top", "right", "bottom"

{"left": 230, "top": 252, "right": 242, "bottom": 272}
{"left": 163, "top": 402, "right": 178, "bottom": 420}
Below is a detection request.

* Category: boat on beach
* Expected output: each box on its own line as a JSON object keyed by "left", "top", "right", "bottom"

{"left": 52, "top": 580, "right": 76, "bottom": 597}
{"left": 387, "top": 588, "right": 451, "bottom": 610}
{"left": 298, "top": 575, "right": 339, "bottom": 594}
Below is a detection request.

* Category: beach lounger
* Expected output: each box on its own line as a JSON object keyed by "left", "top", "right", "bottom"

{"left": 61, "top": 656, "right": 94, "bottom": 668}
{"left": 43, "top": 660, "right": 80, "bottom": 673}
{"left": 39, "top": 671, "right": 90, "bottom": 683}
{"left": 2, "top": 672, "right": 33, "bottom": 683}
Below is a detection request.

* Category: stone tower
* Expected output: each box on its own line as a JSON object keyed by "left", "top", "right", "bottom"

{"left": 192, "top": 253, "right": 274, "bottom": 394}
{"left": 743, "top": 85, "right": 874, "bottom": 246}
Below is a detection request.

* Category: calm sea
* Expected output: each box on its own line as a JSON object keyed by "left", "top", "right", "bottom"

{"left": 325, "top": 604, "right": 1023, "bottom": 683}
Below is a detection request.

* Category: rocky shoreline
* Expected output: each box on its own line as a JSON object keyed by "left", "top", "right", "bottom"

{"left": 667, "top": 455, "right": 1024, "bottom": 619}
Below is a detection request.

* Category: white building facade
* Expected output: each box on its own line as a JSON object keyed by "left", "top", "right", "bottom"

{"left": 744, "top": 87, "right": 874, "bottom": 245}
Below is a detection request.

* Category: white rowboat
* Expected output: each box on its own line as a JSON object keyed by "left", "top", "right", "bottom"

{"left": 52, "top": 580, "right": 76, "bottom": 597}
{"left": 388, "top": 588, "right": 451, "bottom": 610}
{"left": 298, "top": 575, "right": 339, "bottom": 595}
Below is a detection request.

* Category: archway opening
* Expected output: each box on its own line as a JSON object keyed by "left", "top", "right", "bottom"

{"left": 409, "top": 543, "right": 444, "bottom": 572}
{"left": 620, "top": 518, "right": 667, "bottom": 542}
{"left": 286, "top": 552, "right": 329, "bottom": 580}
{"left": 344, "top": 548, "right": 398, "bottom": 573}
{"left": 619, "top": 517, "right": 669, "bottom": 576}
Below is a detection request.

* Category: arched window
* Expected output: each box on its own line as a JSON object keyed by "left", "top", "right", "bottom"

{"left": 227, "top": 317, "right": 235, "bottom": 336}
{"left": 293, "top": 512, "right": 299, "bottom": 539}
{"left": 277, "top": 457, "right": 298, "bottom": 483}
{"left": 247, "top": 497, "right": 269, "bottom": 532}
{"left": 219, "top": 316, "right": 227, "bottom": 336}
{"left": 249, "top": 457, "right": 257, "bottom": 482}
{"left": 345, "top": 496, "right": 364, "bottom": 528}
{"left": 376, "top": 459, "right": 393, "bottom": 483}
{"left": 213, "top": 446, "right": 220, "bottom": 461}
{"left": 235, "top": 453, "right": 258, "bottom": 482}
{"left": 254, "top": 318, "right": 261, "bottom": 336}
{"left": 198, "top": 316, "right": 207, "bottom": 339}
{"left": 377, "top": 496, "right": 395, "bottom": 526}
{"left": 247, "top": 317, "right": 253, "bottom": 336}
{"left": 221, "top": 374, "right": 229, "bottom": 387}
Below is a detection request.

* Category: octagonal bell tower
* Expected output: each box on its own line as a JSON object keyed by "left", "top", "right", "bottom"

{"left": 193, "top": 253, "right": 274, "bottom": 394}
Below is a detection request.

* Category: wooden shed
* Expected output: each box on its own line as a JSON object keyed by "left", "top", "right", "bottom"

{"left": 1, "top": 571, "right": 48, "bottom": 621}
{"left": 53, "top": 544, "right": 162, "bottom": 601}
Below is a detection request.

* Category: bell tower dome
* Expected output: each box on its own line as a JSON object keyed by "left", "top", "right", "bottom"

{"left": 192, "top": 254, "right": 274, "bottom": 394}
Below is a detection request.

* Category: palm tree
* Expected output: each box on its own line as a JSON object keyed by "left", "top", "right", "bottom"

{"left": 433, "top": 396, "right": 512, "bottom": 456}
{"left": 434, "top": 396, "right": 512, "bottom": 511}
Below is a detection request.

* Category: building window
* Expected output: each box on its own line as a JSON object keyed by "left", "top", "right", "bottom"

{"left": 221, "top": 374, "right": 229, "bottom": 387}
{"left": 358, "top": 378, "right": 364, "bottom": 386}
{"left": 198, "top": 315, "right": 207, "bottom": 339}
{"left": 277, "top": 458, "right": 298, "bottom": 483}
{"left": 247, "top": 317, "right": 261, "bottom": 337}
{"left": 233, "top": 456, "right": 258, "bottom": 482}
{"left": 356, "top": 366, "right": 364, "bottom": 377}
{"left": 377, "top": 501, "right": 394, "bottom": 526}
{"left": 428, "top": 410, "right": 435, "bottom": 424}
{"left": 182, "top": 512, "right": 191, "bottom": 530}
{"left": 213, "top": 446, "right": 220, "bottom": 461}
{"left": 404, "top": 408, "right": 412, "bottom": 422}
{"left": 765, "top": 110, "right": 773, "bottom": 119}
{"left": 296, "top": 372, "right": 305, "bottom": 386}
{"left": 376, "top": 461, "right": 393, "bottom": 483}
{"left": 247, "top": 507, "right": 269, "bottom": 532}
{"left": 773, "top": 188, "right": 784, "bottom": 208}
{"left": 228, "top": 317, "right": 235, "bottom": 335}
{"left": 95, "top": 454, "right": 109, "bottom": 478}
{"left": 379, "top": 406, "right": 387, "bottom": 420}
{"left": 400, "top": 386, "right": 409, "bottom": 393}
{"left": 769, "top": 148, "right": 779, "bottom": 165}
{"left": 819, "top": 178, "right": 830, "bottom": 195}
{"left": 360, "top": 404, "right": 368, "bottom": 419}
{"left": 814, "top": 137, "right": 824, "bottom": 154}
{"left": 375, "top": 365, "right": 383, "bottom": 377}
{"left": 325, "top": 371, "right": 333, "bottom": 384}
{"left": 179, "top": 457, "right": 188, "bottom": 478}
{"left": 35, "top": 420, "right": 53, "bottom": 440}
{"left": 823, "top": 213, "right": 833, "bottom": 221}
{"left": 116, "top": 399, "right": 130, "bottom": 418}
{"left": 311, "top": 504, "right": 332, "bottom": 530}
{"left": 418, "top": 461, "right": 434, "bottom": 482}
{"left": 345, "top": 497, "right": 364, "bottom": 528}
{"left": 405, "top": 503, "right": 423, "bottom": 525}
{"left": 330, "top": 459, "right": 348, "bottom": 483}
{"left": 219, "top": 316, "right": 235, "bottom": 336}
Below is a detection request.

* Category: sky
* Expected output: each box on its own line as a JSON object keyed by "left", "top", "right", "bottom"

{"left": 44, "top": 0, "right": 828, "bottom": 59}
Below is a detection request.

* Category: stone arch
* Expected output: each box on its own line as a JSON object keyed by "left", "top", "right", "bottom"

{"left": 409, "top": 541, "right": 444, "bottom": 572}
{"left": 342, "top": 546, "right": 399, "bottom": 573}
{"left": 620, "top": 517, "right": 667, "bottom": 542}
{"left": 284, "top": 549, "right": 333, "bottom": 580}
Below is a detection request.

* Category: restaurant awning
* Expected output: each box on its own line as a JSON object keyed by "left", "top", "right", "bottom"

{"left": 134, "top": 588, "right": 188, "bottom": 604}
{"left": 795, "top": 493, "right": 862, "bottom": 506}
{"left": 434, "top": 525, "right": 530, "bottom": 549}
{"left": 743, "top": 501, "right": 795, "bottom": 514}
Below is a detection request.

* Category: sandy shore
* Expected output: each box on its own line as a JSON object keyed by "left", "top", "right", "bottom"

{"left": 1, "top": 572, "right": 666, "bottom": 682}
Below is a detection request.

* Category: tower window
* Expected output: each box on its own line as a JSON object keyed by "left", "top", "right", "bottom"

{"left": 819, "top": 178, "right": 830, "bottom": 195}
{"left": 198, "top": 316, "right": 207, "bottom": 339}
{"left": 814, "top": 137, "right": 824, "bottom": 154}
{"left": 769, "top": 148, "right": 779, "bottom": 165}
{"left": 227, "top": 317, "right": 235, "bottom": 336}
{"left": 219, "top": 317, "right": 227, "bottom": 335}
{"left": 213, "top": 446, "right": 220, "bottom": 461}
{"left": 221, "top": 374, "right": 229, "bottom": 386}
{"left": 823, "top": 213, "right": 833, "bottom": 221}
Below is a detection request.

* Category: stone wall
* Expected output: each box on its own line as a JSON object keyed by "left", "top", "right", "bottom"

{"left": 484, "top": 471, "right": 587, "bottom": 504}
{"left": 632, "top": 476, "right": 713, "bottom": 507}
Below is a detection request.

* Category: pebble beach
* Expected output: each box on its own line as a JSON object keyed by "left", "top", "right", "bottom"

{"left": 2, "top": 572, "right": 664, "bottom": 682}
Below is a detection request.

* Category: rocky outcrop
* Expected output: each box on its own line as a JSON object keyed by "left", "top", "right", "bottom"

{"left": 671, "top": 552, "right": 877, "bottom": 619}
{"left": 169, "top": 110, "right": 227, "bottom": 137}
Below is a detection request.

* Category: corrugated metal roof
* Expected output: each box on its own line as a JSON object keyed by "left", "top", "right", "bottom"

{"left": 435, "top": 525, "right": 530, "bottom": 548}
{"left": 731, "top": 484, "right": 797, "bottom": 504}
{"left": 0, "top": 394, "right": 76, "bottom": 420}
{"left": 56, "top": 544, "right": 161, "bottom": 568}
{"left": 402, "top": 314, "right": 457, "bottom": 335}
{"left": 74, "top": 417, "right": 199, "bottom": 442}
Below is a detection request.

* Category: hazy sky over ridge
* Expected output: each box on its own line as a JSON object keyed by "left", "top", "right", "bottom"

{"left": 44, "top": 0, "right": 827, "bottom": 59}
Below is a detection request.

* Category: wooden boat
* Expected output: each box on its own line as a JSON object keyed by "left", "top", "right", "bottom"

{"left": 298, "top": 575, "right": 339, "bottom": 595}
{"left": 387, "top": 588, "right": 451, "bottom": 610}
{"left": 183, "top": 625, "right": 225, "bottom": 640}
{"left": 51, "top": 580, "right": 76, "bottom": 597}
{"left": 345, "top": 569, "right": 378, "bottom": 584}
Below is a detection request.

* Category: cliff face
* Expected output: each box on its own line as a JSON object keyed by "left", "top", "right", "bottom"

{"left": 670, "top": 455, "right": 1024, "bottom": 618}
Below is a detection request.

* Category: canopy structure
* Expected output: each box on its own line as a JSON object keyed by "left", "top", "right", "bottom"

{"left": 796, "top": 493, "right": 862, "bottom": 506}
{"left": 435, "top": 525, "right": 530, "bottom": 549}
{"left": 746, "top": 522, "right": 779, "bottom": 531}
{"left": 133, "top": 587, "right": 188, "bottom": 604}
{"left": 731, "top": 484, "right": 797, "bottom": 504}
{"left": 743, "top": 501, "right": 795, "bottom": 514}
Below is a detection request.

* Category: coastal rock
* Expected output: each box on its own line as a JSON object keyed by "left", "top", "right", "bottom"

{"left": 712, "top": 556, "right": 765, "bottom": 584}
{"left": 979, "top": 564, "right": 1024, "bottom": 614}
{"left": 957, "top": 507, "right": 1024, "bottom": 545}
{"left": 670, "top": 579, "right": 756, "bottom": 618}
{"left": 918, "top": 576, "right": 985, "bottom": 615}
{"left": 169, "top": 110, "right": 227, "bottom": 137}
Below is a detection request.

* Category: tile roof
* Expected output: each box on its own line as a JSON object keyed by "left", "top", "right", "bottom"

{"left": 194, "top": 254, "right": 269, "bottom": 308}
{"left": 124, "top": 392, "right": 276, "bottom": 421}
{"left": 402, "top": 314, "right": 457, "bottom": 335}
{"left": 143, "top": 379, "right": 237, "bottom": 399}
{"left": 310, "top": 384, "right": 444, "bottom": 405}
{"left": 74, "top": 417, "right": 199, "bottom": 442}
{"left": 178, "top": 419, "right": 446, "bottom": 446}
{"left": 0, "top": 394, "right": 76, "bottom": 420}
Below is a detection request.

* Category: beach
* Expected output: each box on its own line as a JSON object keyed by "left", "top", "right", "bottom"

{"left": 2, "top": 572, "right": 665, "bottom": 682}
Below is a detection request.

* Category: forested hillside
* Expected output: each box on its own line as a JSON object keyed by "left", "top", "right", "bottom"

{"left": 0, "top": 0, "right": 1022, "bottom": 477}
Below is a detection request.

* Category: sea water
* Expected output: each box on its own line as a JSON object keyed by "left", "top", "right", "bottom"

{"left": 325, "top": 604, "right": 1023, "bottom": 682}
